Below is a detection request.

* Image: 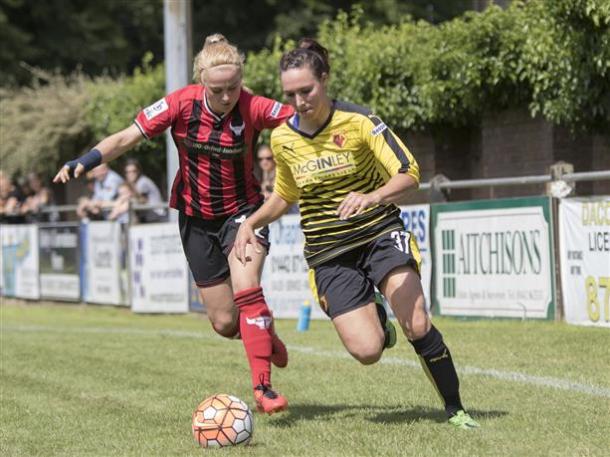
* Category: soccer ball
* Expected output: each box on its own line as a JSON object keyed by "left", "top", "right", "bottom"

{"left": 192, "top": 394, "right": 253, "bottom": 448}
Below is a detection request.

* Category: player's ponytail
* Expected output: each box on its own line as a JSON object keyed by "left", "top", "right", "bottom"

{"left": 193, "top": 33, "right": 244, "bottom": 83}
{"left": 280, "top": 38, "right": 330, "bottom": 80}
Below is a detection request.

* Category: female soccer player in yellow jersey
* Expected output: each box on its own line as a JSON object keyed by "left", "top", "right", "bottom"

{"left": 234, "top": 38, "right": 479, "bottom": 429}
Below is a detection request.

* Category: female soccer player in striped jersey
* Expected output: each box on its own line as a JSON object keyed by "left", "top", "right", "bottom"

{"left": 234, "top": 38, "right": 479, "bottom": 429}
{"left": 54, "top": 34, "right": 291, "bottom": 415}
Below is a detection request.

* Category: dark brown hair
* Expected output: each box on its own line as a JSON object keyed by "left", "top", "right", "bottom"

{"left": 279, "top": 38, "right": 330, "bottom": 79}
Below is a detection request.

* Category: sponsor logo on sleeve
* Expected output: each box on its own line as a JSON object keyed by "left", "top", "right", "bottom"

{"left": 371, "top": 121, "right": 387, "bottom": 136}
{"left": 143, "top": 98, "right": 169, "bottom": 120}
{"left": 270, "top": 101, "right": 282, "bottom": 118}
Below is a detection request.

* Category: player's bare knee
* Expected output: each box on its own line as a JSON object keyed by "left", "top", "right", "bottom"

{"left": 209, "top": 315, "right": 238, "bottom": 338}
{"left": 407, "top": 313, "right": 430, "bottom": 340}
{"left": 348, "top": 341, "right": 383, "bottom": 365}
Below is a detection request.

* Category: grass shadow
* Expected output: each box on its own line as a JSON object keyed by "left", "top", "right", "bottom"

{"left": 266, "top": 403, "right": 508, "bottom": 428}
{"left": 369, "top": 406, "right": 508, "bottom": 424}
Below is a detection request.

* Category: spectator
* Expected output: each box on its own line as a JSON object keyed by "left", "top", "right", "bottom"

{"left": 20, "top": 172, "right": 55, "bottom": 222}
{"left": 0, "top": 171, "right": 13, "bottom": 215}
{"left": 256, "top": 144, "right": 275, "bottom": 201}
{"left": 108, "top": 182, "right": 138, "bottom": 224}
{"left": 0, "top": 171, "right": 26, "bottom": 223}
{"left": 123, "top": 159, "right": 166, "bottom": 222}
{"left": 76, "top": 163, "right": 123, "bottom": 220}
{"left": 256, "top": 144, "right": 298, "bottom": 214}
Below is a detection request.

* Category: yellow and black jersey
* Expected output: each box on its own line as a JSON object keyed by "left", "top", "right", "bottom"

{"left": 271, "top": 100, "right": 420, "bottom": 267}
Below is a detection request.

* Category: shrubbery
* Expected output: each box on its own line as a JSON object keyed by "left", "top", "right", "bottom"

{"left": 0, "top": 72, "right": 93, "bottom": 174}
{"left": 246, "top": 0, "right": 610, "bottom": 132}
{"left": 86, "top": 53, "right": 166, "bottom": 179}
{"left": 0, "top": 56, "right": 165, "bottom": 178}
{"left": 1, "top": 0, "right": 608, "bottom": 178}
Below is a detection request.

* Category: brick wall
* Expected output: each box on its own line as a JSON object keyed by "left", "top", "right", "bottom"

{"left": 401, "top": 109, "right": 609, "bottom": 202}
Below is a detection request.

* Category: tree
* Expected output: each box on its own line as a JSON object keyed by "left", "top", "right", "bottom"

{"left": 0, "top": 0, "right": 163, "bottom": 86}
{"left": 1, "top": 0, "right": 477, "bottom": 86}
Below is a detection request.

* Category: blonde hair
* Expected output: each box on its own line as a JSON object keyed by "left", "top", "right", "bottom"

{"left": 192, "top": 33, "right": 244, "bottom": 83}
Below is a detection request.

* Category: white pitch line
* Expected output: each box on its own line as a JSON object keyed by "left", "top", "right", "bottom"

{"left": 3, "top": 324, "right": 610, "bottom": 399}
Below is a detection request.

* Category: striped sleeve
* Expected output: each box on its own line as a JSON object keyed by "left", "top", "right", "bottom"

{"left": 361, "top": 114, "right": 420, "bottom": 184}
{"left": 250, "top": 94, "right": 294, "bottom": 130}
{"left": 134, "top": 89, "right": 181, "bottom": 139}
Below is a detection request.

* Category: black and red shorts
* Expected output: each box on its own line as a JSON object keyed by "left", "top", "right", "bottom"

{"left": 178, "top": 205, "right": 269, "bottom": 287}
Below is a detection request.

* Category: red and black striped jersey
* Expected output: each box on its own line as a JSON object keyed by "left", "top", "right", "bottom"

{"left": 134, "top": 85, "right": 292, "bottom": 219}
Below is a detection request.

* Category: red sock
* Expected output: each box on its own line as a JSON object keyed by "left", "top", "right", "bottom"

{"left": 234, "top": 287, "right": 273, "bottom": 388}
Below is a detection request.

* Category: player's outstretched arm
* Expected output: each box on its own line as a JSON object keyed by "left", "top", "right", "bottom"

{"left": 234, "top": 193, "right": 293, "bottom": 265}
{"left": 53, "top": 124, "right": 144, "bottom": 184}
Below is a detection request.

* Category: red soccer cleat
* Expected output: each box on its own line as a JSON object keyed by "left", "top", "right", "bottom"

{"left": 254, "top": 384, "right": 288, "bottom": 415}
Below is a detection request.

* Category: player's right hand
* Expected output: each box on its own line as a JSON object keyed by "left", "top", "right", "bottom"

{"left": 53, "top": 162, "right": 85, "bottom": 184}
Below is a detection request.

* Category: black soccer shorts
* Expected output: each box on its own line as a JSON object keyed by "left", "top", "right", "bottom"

{"left": 178, "top": 206, "right": 269, "bottom": 287}
{"left": 309, "top": 229, "right": 421, "bottom": 318}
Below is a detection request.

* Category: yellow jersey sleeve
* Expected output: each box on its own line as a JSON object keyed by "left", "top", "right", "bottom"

{"left": 270, "top": 129, "right": 301, "bottom": 203}
{"left": 360, "top": 114, "right": 420, "bottom": 184}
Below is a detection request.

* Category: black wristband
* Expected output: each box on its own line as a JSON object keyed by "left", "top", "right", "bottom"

{"left": 65, "top": 148, "right": 102, "bottom": 177}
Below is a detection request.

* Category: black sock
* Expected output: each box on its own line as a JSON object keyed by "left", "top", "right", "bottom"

{"left": 409, "top": 325, "right": 464, "bottom": 417}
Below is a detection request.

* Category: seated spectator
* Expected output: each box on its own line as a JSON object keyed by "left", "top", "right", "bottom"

{"left": 0, "top": 171, "right": 26, "bottom": 223}
{"left": 256, "top": 144, "right": 276, "bottom": 201}
{"left": 20, "top": 172, "right": 55, "bottom": 222}
{"left": 0, "top": 171, "right": 13, "bottom": 216}
{"left": 108, "top": 182, "right": 139, "bottom": 224}
{"left": 123, "top": 159, "right": 166, "bottom": 222}
{"left": 76, "top": 163, "right": 123, "bottom": 220}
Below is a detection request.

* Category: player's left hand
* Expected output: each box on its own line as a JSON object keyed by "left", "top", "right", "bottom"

{"left": 337, "top": 191, "right": 381, "bottom": 220}
{"left": 234, "top": 221, "right": 261, "bottom": 265}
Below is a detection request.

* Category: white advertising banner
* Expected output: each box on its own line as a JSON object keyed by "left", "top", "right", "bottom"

{"left": 261, "top": 215, "right": 324, "bottom": 319}
{"left": 559, "top": 197, "right": 610, "bottom": 327}
{"left": 39, "top": 224, "right": 80, "bottom": 301}
{"left": 432, "top": 198, "right": 555, "bottom": 319}
{"left": 86, "top": 221, "right": 122, "bottom": 305}
{"left": 129, "top": 222, "right": 189, "bottom": 313}
{"left": 399, "top": 205, "right": 431, "bottom": 311}
{"left": 0, "top": 224, "right": 39, "bottom": 299}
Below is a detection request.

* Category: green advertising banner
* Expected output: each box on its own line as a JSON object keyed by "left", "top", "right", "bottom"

{"left": 431, "top": 197, "right": 555, "bottom": 320}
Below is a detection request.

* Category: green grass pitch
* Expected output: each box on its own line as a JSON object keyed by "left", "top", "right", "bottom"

{"left": 1, "top": 299, "right": 609, "bottom": 457}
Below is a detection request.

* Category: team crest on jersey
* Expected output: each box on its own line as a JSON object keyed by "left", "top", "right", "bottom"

{"left": 143, "top": 98, "right": 169, "bottom": 120}
{"left": 229, "top": 121, "right": 245, "bottom": 137}
{"left": 332, "top": 132, "right": 346, "bottom": 148}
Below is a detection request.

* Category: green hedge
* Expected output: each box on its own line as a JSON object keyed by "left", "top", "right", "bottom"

{"left": 86, "top": 53, "right": 166, "bottom": 179}
{"left": 245, "top": 0, "right": 610, "bottom": 131}
{"left": 1, "top": 0, "right": 608, "bottom": 179}
{"left": 0, "top": 56, "right": 165, "bottom": 179}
